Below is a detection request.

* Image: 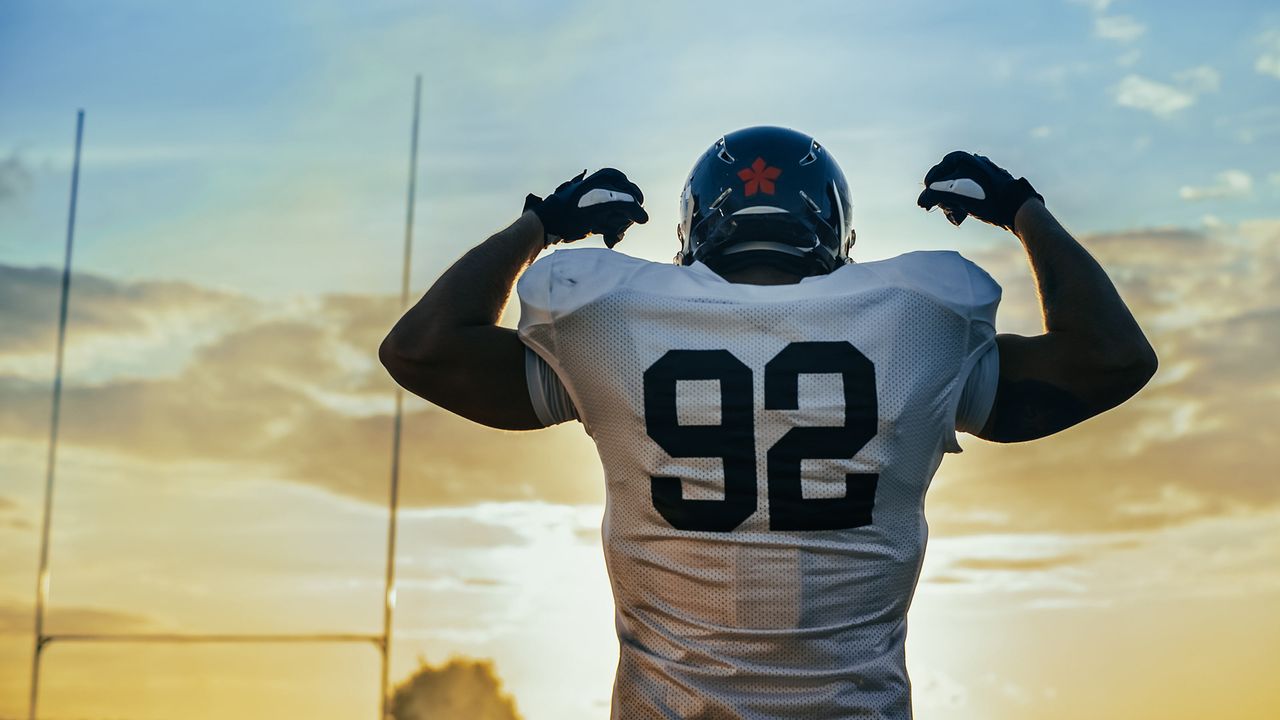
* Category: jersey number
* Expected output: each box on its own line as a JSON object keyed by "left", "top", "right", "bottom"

{"left": 642, "top": 341, "right": 878, "bottom": 533}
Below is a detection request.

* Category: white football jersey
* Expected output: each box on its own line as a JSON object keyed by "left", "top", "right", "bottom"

{"left": 516, "top": 248, "right": 1000, "bottom": 720}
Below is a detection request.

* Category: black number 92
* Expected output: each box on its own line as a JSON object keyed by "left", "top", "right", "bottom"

{"left": 642, "top": 341, "right": 879, "bottom": 533}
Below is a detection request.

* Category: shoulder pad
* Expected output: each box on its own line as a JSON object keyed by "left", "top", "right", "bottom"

{"left": 517, "top": 248, "right": 648, "bottom": 329}
{"left": 866, "top": 250, "right": 1000, "bottom": 324}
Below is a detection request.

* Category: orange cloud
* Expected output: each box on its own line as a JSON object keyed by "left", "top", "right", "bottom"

{"left": 932, "top": 219, "right": 1280, "bottom": 534}
{"left": 0, "top": 496, "right": 30, "bottom": 531}
{"left": 0, "top": 601, "right": 157, "bottom": 636}
{"left": 0, "top": 266, "right": 602, "bottom": 508}
{"left": 0, "top": 263, "right": 254, "bottom": 355}
{"left": 2, "top": 219, "right": 1276, "bottom": 533}
{"left": 951, "top": 555, "right": 1083, "bottom": 572}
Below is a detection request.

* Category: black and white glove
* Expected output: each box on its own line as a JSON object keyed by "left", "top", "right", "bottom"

{"left": 523, "top": 168, "right": 649, "bottom": 248}
{"left": 916, "top": 151, "right": 1043, "bottom": 233}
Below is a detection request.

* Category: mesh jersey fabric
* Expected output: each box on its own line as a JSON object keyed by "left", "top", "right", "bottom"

{"left": 522, "top": 336, "right": 998, "bottom": 433}
{"left": 516, "top": 248, "right": 1000, "bottom": 720}
{"left": 525, "top": 345, "right": 582, "bottom": 426}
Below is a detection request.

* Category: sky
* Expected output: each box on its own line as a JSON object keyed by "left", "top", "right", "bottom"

{"left": 2, "top": 0, "right": 1279, "bottom": 718}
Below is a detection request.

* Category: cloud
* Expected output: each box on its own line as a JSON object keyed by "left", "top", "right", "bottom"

{"left": 913, "top": 665, "right": 970, "bottom": 709}
{"left": 0, "top": 602, "right": 157, "bottom": 636}
{"left": 1073, "top": 0, "right": 1145, "bottom": 45}
{"left": 932, "top": 218, "right": 1280, "bottom": 535}
{"left": 0, "top": 263, "right": 256, "bottom": 358}
{"left": 1116, "top": 48, "right": 1141, "bottom": 67}
{"left": 3, "top": 217, "right": 1278, "bottom": 532}
{"left": 919, "top": 532, "right": 1136, "bottom": 593}
{"left": 951, "top": 555, "right": 1083, "bottom": 572}
{"left": 0, "top": 264, "right": 604, "bottom": 508}
{"left": 0, "top": 496, "right": 31, "bottom": 530}
{"left": 1174, "top": 65, "right": 1221, "bottom": 93}
{"left": 979, "top": 672, "right": 1051, "bottom": 706}
{"left": 1072, "top": 0, "right": 1114, "bottom": 11}
{"left": 0, "top": 371, "right": 601, "bottom": 509}
{"left": 0, "top": 153, "right": 32, "bottom": 206}
{"left": 390, "top": 657, "right": 523, "bottom": 720}
{"left": 407, "top": 515, "right": 528, "bottom": 550}
{"left": 1179, "top": 170, "right": 1253, "bottom": 201}
{"left": 1111, "top": 66, "right": 1219, "bottom": 118}
{"left": 1257, "top": 29, "right": 1280, "bottom": 79}
{"left": 1112, "top": 75, "right": 1194, "bottom": 116}
{"left": 1094, "top": 15, "right": 1146, "bottom": 42}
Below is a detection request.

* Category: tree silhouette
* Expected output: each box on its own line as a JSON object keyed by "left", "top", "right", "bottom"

{"left": 390, "top": 656, "right": 523, "bottom": 720}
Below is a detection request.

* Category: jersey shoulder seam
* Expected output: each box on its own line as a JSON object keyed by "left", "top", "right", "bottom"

{"left": 860, "top": 255, "right": 974, "bottom": 325}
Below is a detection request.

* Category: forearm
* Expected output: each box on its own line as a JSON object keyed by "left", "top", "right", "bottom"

{"left": 383, "top": 211, "right": 545, "bottom": 360}
{"left": 1013, "top": 199, "right": 1155, "bottom": 368}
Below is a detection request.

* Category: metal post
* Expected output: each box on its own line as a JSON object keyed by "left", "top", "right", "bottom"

{"left": 28, "top": 108, "right": 85, "bottom": 720}
{"left": 25, "top": 84, "right": 423, "bottom": 718}
{"left": 380, "top": 73, "right": 421, "bottom": 720}
{"left": 43, "top": 633, "right": 385, "bottom": 646}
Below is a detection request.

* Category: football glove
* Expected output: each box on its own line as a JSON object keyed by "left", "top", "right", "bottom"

{"left": 916, "top": 151, "right": 1043, "bottom": 233}
{"left": 524, "top": 168, "right": 649, "bottom": 248}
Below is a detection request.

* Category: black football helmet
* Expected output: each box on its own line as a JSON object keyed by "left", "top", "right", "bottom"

{"left": 676, "top": 126, "right": 854, "bottom": 274}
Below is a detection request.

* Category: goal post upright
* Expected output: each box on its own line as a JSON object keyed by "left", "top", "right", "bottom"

{"left": 26, "top": 75, "right": 425, "bottom": 720}
{"left": 27, "top": 108, "right": 85, "bottom": 720}
{"left": 380, "top": 72, "right": 423, "bottom": 720}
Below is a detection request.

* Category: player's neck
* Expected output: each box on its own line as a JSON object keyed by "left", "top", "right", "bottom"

{"left": 716, "top": 265, "right": 809, "bottom": 286}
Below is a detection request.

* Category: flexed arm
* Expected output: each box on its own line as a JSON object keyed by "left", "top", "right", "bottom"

{"left": 919, "top": 152, "right": 1157, "bottom": 442}
{"left": 380, "top": 211, "right": 546, "bottom": 430}
{"left": 379, "top": 168, "right": 648, "bottom": 430}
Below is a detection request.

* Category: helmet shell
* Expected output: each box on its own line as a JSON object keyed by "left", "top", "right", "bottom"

{"left": 676, "top": 126, "right": 854, "bottom": 273}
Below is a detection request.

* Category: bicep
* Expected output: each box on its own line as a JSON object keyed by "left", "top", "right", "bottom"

{"left": 379, "top": 326, "right": 545, "bottom": 431}
{"left": 975, "top": 333, "right": 1093, "bottom": 443}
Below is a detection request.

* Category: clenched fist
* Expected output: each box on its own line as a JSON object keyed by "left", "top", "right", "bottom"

{"left": 916, "top": 151, "right": 1043, "bottom": 233}
{"left": 524, "top": 168, "right": 649, "bottom": 248}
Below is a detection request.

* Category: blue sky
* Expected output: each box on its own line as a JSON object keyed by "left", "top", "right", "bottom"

{"left": 3, "top": 0, "right": 1278, "bottom": 301}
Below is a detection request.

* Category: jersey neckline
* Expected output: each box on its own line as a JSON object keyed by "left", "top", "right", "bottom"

{"left": 687, "top": 259, "right": 855, "bottom": 287}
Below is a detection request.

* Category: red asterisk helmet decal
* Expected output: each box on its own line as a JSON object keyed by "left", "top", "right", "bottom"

{"left": 737, "top": 157, "right": 782, "bottom": 196}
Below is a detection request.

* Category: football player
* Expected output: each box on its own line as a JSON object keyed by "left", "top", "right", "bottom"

{"left": 379, "top": 126, "right": 1157, "bottom": 719}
